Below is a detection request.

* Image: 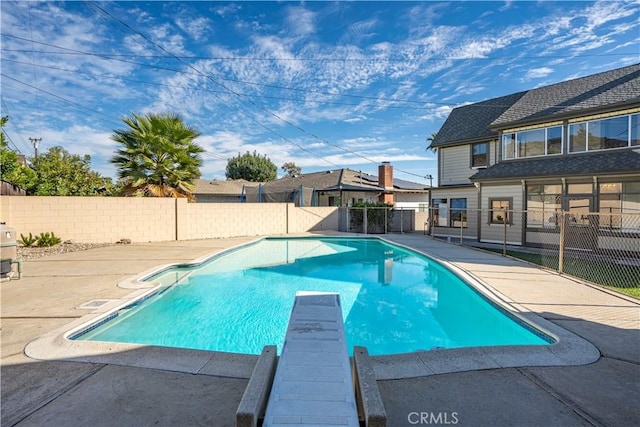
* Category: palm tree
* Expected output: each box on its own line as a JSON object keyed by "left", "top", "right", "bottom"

{"left": 426, "top": 132, "right": 438, "bottom": 151}
{"left": 111, "top": 112, "right": 204, "bottom": 201}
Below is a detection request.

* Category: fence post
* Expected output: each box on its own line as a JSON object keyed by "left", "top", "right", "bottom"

{"left": 558, "top": 211, "right": 565, "bottom": 274}
{"left": 459, "top": 210, "right": 464, "bottom": 244}
{"left": 502, "top": 208, "right": 508, "bottom": 257}
{"left": 346, "top": 207, "right": 350, "bottom": 232}
{"left": 363, "top": 207, "right": 368, "bottom": 235}
{"left": 384, "top": 207, "right": 387, "bottom": 234}
{"left": 400, "top": 208, "right": 403, "bottom": 234}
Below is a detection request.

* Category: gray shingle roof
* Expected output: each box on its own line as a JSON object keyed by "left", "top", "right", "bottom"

{"left": 194, "top": 179, "right": 259, "bottom": 195}
{"left": 492, "top": 64, "right": 640, "bottom": 127}
{"left": 430, "top": 92, "right": 527, "bottom": 148}
{"left": 470, "top": 149, "right": 640, "bottom": 181}
{"left": 261, "top": 168, "right": 429, "bottom": 192}
{"left": 431, "top": 64, "right": 640, "bottom": 149}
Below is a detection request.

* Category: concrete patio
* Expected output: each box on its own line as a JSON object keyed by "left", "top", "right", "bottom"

{"left": 2, "top": 234, "right": 638, "bottom": 426}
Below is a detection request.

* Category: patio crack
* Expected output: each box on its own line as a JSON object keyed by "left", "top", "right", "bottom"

{"left": 517, "top": 368, "right": 602, "bottom": 427}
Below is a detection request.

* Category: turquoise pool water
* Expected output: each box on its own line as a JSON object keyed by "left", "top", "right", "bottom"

{"left": 75, "top": 237, "right": 552, "bottom": 355}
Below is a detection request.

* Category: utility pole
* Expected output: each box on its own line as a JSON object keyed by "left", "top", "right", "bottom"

{"left": 425, "top": 174, "right": 433, "bottom": 188}
{"left": 29, "top": 137, "right": 41, "bottom": 160}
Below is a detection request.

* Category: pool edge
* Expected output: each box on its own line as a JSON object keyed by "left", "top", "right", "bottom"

{"left": 24, "top": 235, "right": 601, "bottom": 380}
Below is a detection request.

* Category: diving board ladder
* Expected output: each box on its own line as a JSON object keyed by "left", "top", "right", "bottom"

{"left": 262, "top": 292, "right": 359, "bottom": 427}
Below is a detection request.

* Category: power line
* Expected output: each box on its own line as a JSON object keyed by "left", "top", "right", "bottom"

{"left": 85, "top": 2, "right": 343, "bottom": 170}
{"left": 1, "top": 58, "right": 441, "bottom": 111}
{"left": 84, "top": 2, "right": 436, "bottom": 180}
{"left": 0, "top": 98, "right": 31, "bottom": 153}
{"left": 1, "top": 75, "right": 124, "bottom": 126}
{"left": 1, "top": 33, "right": 451, "bottom": 107}
{"left": 2, "top": 34, "right": 634, "bottom": 62}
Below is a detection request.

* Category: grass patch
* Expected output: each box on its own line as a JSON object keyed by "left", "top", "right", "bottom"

{"left": 484, "top": 248, "right": 640, "bottom": 299}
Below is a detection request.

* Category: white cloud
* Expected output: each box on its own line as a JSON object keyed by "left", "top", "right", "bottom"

{"left": 175, "top": 15, "right": 212, "bottom": 42}
{"left": 285, "top": 6, "right": 316, "bottom": 37}
{"left": 525, "top": 67, "right": 554, "bottom": 80}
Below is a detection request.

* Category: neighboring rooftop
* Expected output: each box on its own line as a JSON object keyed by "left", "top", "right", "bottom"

{"left": 194, "top": 179, "right": 260, "bottom": 195}
{"left": 262, "top": 168, "right": 430, "bottom": 193}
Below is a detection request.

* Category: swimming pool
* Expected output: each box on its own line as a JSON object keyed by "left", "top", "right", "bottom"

{"left": 74, "top": 237, "right": 553, "bottom": 355}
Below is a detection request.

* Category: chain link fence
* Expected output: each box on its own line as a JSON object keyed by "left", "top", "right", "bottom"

{"left": 425, "top": 207, "right": 640, "bottom": 296}
{"left": 338, "top": 206, "right": 639, "bottom": 296}
{"left": 338, "top": 207, "right": 416, "bottom": 234}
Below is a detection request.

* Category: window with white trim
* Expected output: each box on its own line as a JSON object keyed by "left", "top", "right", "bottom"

{"left": 502, "top": 125, "right": 563, "bottom": 160}
{"left": 569, "top": 113, "right": 639, "bottom": 153}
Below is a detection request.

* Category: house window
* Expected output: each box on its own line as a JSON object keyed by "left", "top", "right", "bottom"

{"left": 568, "top": 123, "right": 587, "bottom": 152}
{"left": 632, "top": 115, "right": 640, "bottom": 146}
{"left": 328, "top": 196, "right": 336, "bottom": 206}
{"left": 503, "top": 125, "right": 563, "bottom": 159}
{"left": 518, "top": 129, "right": 545, "bottom": 158}
{"left": 471, "top": 142, "right": 488, "bottom": 167}
{"left": 431, "top": 198, "right": 447, "bottom": 227}
{"left": 526, "top": 185, "right": 562, "bottom": 229}
{"left": 502, "top": 133, "right": 516, "bottom": 160}
{"left": 547, "top": 126, "right": 563, "bottom": 154}
{"left": 599, "top": 182, "right": 640, "bottom": 232}
{"left": 490, "top": 199, "right": 512, "bottom": 224}
{"left": 450, "top": 198, "right": 467, "bottom": 228}
{"left": 418, "top": 203, "right": 429, "bottom": 212}
{"left": 569, "top": 113, "right": 639, "bottom": 153}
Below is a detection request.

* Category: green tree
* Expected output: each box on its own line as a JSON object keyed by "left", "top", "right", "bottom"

{"left": 226, "top": 150, "right": 277, "bottom": 182}
{"left": 0, "top": 116, "right": 37, "bottom": 190}
{"left": 281, "top": 161, "right": 301, "bottom": 177}
{"left": 30, "top": 146, "right": 111, "bottom": 196}
{"left": 110, "top": 112, "right": 204, "bottom": 201}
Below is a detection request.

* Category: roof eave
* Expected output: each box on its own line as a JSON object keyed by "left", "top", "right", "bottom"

{"left": 490, "top": 99, "right": 640, "bottom": 131}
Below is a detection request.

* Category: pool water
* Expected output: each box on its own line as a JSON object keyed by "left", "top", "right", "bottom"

{"left": 76, "top": 237, "right": 552, "bottom": 355}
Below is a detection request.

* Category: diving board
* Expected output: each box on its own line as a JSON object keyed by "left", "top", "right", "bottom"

{"left": 263, "top": 292, "right": 359, "bottom": 427}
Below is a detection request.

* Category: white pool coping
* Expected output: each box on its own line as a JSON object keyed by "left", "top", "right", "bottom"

{"left": 24, "top": 236, "right": 600, "bottom": 380}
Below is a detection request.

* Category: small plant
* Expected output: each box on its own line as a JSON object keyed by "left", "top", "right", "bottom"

{"left": 19, "top": 232, "right": 38, "bottom": 247}
{"left": 35, "top": 232, "right": 62, "bottom": 247}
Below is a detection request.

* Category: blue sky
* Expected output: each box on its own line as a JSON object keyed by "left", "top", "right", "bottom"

{"left": 1, "top": 1, "right": 638, "bottom": 185}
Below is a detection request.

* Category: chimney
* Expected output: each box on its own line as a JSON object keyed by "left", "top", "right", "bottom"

{"left": 378, "top": 162, "right": 394, "bottom": 205}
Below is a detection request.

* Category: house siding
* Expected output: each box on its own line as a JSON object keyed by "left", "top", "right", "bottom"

{"left": 479, "top": 184, "right": 523, "bottom": 245}
{"left": 439, "top": 145, "right": 476, "bottom": 186}
{"left": 429, "top": 187, "right": 478, "bottom": 240}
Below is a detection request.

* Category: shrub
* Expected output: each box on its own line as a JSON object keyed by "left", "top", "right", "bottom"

{"left": 35, "top": 232, "right": 62, "bottom": 247}
{"left": 350, "top": 201, "right": 394, "bottom": 233}
{"left": 19, "top": 232, "right": 38, "bottom": 247}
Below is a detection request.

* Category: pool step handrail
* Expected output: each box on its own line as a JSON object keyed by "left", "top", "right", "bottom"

{"left": 262, "top": 292, "right": 360, "bottom": 426}
{"left": 236, "top": 345, "right": 278, "bottom": 427}
{"left": 353, "top": 346, "right": 387, "bottom": 427}
{"left": 235, "top": 294, "right": 387, "bottom": 427}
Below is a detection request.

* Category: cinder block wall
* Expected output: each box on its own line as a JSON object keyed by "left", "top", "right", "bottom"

{"left": 288, "top": 206, "right": 339, "bottom": 232}
{"left": 178, "top": 202, "right": 288, "bottom": 240}
{"left": 0, "top": 196, "right": 177, "bottom": 243}
{"left": 0, "top": 197, "right": 340, "bottom": 243}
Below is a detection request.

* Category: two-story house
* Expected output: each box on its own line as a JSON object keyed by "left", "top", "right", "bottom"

{"left": 429, "top": 63, "right": 640, "bottom": 250}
